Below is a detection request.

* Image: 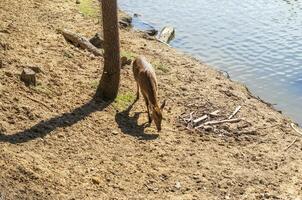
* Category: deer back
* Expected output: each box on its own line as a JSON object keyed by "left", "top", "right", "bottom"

{"left": 133, "top": 56, "right": 158, "bottom": 106}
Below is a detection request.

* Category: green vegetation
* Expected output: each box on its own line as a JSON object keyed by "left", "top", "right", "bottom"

{"left": 90, "top": 79, "right": 99, "bottom": 89}
{"left": 153, "top": 61, "right": 169, "bottom": 73}
{"left": 121, "top": 50, "right": 137, "bottom": 60}
{"left": 113, "top": 92, "right": 136, "bottom": 110}
{"left": 78, "top": 0, "right": 99, "bottom": 18}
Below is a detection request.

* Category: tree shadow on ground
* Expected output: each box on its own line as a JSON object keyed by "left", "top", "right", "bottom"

{"left": 0, "top": 97, "right": 112, "bottom": 144}
{"left": 115, "top": 100, "right": 159, "bottom": 140}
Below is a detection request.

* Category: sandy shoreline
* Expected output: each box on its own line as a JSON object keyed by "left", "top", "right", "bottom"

{"left": 1, "top": 0, "right": 302, "bottom": 199}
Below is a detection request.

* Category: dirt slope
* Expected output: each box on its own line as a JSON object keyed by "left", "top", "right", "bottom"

{"left": 0, "top": 0, "right": 301, "bottom": 199}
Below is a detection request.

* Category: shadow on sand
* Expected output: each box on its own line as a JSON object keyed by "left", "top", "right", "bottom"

{"left": 115, "top": 100, "right": 159, "bottom": 140}
{"left": 0, "top": 97, "right": 112, "bottom": 144}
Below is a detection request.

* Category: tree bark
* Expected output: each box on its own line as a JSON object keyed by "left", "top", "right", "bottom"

{"left": 95, "top": 0, "right": 120, "bottom": 101}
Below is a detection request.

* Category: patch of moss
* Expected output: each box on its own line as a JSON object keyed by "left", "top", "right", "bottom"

{"left": 113, "top": 92, "right": 136, "bottom": 110}
{"left": 79, "top": 0, "right": 99, "bottom": 18}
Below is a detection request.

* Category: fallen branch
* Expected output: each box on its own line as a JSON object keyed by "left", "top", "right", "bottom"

{"left": 203, "top": 118, "right": 242, "bottom": 126}
{"left": 60, "top": 29, "right": 103, "bottom": 57}
{"left": 193, "top": 115, "right": 208, "bottom": 125}
{"left": 284, "top": 137, "right": 298, "bottom": 151}
{"left": 193, "top": 110, "right": 220, "bottom": 126}
{"left": 291, "top": 123, "right": 302, "bottom": 136}
{"left": 188, "top": 112, "right": 194, "bottom": 123}
{"left": 228, "top": 106, "right": 242, "bottom": 119}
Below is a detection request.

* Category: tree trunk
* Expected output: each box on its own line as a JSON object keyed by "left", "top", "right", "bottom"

{"left": 95, "top": 0, "right": 120, "bottom": 101}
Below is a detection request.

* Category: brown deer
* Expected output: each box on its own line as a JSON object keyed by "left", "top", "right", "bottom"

{"left": 133, "top": 56, "right": 166, "bottom": 131}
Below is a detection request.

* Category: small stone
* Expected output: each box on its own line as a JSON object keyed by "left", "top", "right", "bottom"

{"left": 112, "top": 130, "right": 118, "bottom": 135}
{"left": 121, "top": 16, "right": 132, "bottom": 24}
{"left": 121, "top": 56, "right": 132, "bottom": 67}
{"left": 119, "top": 20, "right": 131, "bottom": 28}
{"left": 76, "top": 0, "right": 80, "bottom": 4}
{"left": 92, "top": 177, "right": 101, "bottom": 185}
{"left": 119, "top": 16, "right": 132, "bottom": 28}
{"left": 145, "top": 29, "right": 158, "bottom": 36}
{"left": 175, "top": 181, "right": 181, "bottom": 189}
{"left": 180, "top": 86, "right": 187, "bottom": 91}
{"left": 5, "top": 71, "right": 13, "bottom": 77}
{"left": 20, "top": 68, "right": 36, "bottom": 86}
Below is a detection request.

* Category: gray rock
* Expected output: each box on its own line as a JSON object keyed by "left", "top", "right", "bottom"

{"left": 119, "top": 16, "right": 132, "bottom": 28}
{"left": 119, "top": 20, "right": 131, "bottom": 28}
{"left": 145, "top": 29, "right": 158, "bottom": 36}
{"left": 175, "top": 181, "right": 181, "bottom": 189}
{"left": 158, "top": 26, "right": 175, "bottom": 43}
{"left": 20, "top": 68, "right": 36, "bottom": 86}
{"left": 5, "top": 71, "right": 13, "bottom": 77}
{"left": 133, "top": 13, "right": 141, "bottom": 17}
{"left": 121, "top": 16, "right": 132, "bottom": 24}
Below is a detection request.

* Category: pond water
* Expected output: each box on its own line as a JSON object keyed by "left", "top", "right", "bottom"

{"left": 119, "top": 0, "right": 302, "bottom": 125}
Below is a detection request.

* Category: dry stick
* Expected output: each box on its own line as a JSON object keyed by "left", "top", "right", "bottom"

{"left": 256, "top": 124, "right": 280, "bottom": 130}
{"left": 195, "top": 118, "right": 242, "bottom": 129}
{"left": 193, "top": 115, "right": 208, "bottom": 125}
{"left": 193, "top": 110, "right": 220, "bottom": 126}
{"left": 291, "top": 123, "right": 302, "bottom": 136}
{"left": 284, "top": 137, "right": 298, "bottom": 151}
{"left": 180, "top": 111, "right": 194, "bottom": 124}
{"left": 188, "top": 112, "right": 194, "bottom": 122}
{"left": 186, "top": 112, "right": 195, "bottom": 128}
{"left": 203, "top": 118, "right": 242, "bottom": 126}
{"left": 24, "top": 95, "right": 53, "bottom": 111}
{"left": 228, "top": 106, "right": 242, "bottom": 119}
{"left": 209, "top": 110, "right": 220, "bottom": 117}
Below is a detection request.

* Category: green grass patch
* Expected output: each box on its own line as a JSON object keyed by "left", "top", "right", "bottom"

{"left": 113, "top": 92, "right": 136, "bottom": 111}
{"left": 79, "top": 0, "right": 99, "bottom": 18}
{"left": 121, "top": 51, "right": 137, "bottom": 60}
{"left": 153, "top": 61, "right": 169, "bottom": 73}
{"left": 90, "top": 79, "right": 99, "bottom": 89}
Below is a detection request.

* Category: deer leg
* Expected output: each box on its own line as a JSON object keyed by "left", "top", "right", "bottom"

{"left": 142, "top": 93, "right": 152, "bottom": 123}
{"left": 135, "top": 82, "right": 140, "bottom": 101}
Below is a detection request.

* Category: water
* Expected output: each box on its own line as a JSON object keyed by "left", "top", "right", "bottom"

{"left": 119, "top": 0, "right": 302, "bottom": 125}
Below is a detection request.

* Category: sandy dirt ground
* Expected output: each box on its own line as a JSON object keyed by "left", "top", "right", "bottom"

{"left": 0, "top": 0, "right": 302, "bottom": 199}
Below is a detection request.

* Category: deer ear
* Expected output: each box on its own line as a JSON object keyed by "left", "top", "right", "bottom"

{"left": 160, "top": 99, "right": 166, "bottom": 111}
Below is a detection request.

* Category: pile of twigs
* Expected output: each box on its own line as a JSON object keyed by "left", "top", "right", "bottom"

{"left": 179, "top": 106, "right": 243, "bottom": 132}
